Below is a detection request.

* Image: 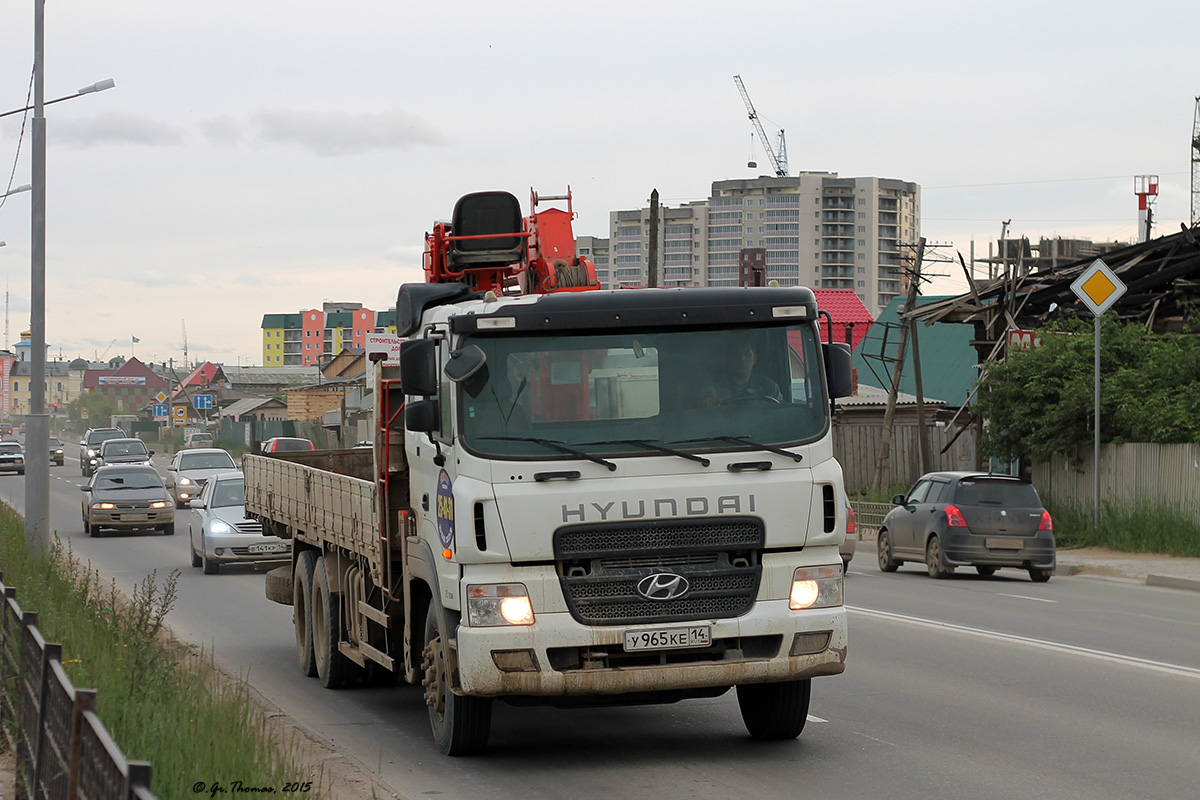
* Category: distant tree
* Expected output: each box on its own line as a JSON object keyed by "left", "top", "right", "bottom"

{"left": 66, "top": 393, "right": 119, "bottom": 431}
{"left": 974, "top": 317, "right": 1200, "bottom": 463}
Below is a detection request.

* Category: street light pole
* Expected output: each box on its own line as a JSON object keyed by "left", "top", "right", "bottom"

{"left": 27, "top": 0, "right": 49, "bottom": 553}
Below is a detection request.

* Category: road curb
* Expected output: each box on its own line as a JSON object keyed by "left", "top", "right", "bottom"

{"left": 1145, "top": 573, "right": 1200, "bottom": 593}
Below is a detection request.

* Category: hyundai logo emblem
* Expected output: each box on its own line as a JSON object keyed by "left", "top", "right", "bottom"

{"left": 637, "top": 572, "right": 690, "bottom": 601}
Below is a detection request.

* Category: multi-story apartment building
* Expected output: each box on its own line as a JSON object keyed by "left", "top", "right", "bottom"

{"left": 590, "top": 174, "right": 920, "bottom": 316}
{"left": 262, "top": 303, "right": 398, "bottom": 366}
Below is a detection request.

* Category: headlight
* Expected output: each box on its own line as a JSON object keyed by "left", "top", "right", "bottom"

{"left": 466, "top": 583, "right": 534, "bottom": 627}
{"left": 91, "top": 502, "right": 115, "bottom": 510}
{"left": 209, "top": 520, "right": 231, "bottom": 535}
{"left": 150, "top": 501, "right": 170, "bottom": 509}
{"left": 789, "top": 565, "right": 844, "bottom": 610}
{"left": 86, "top": 448, "right": 96, "bottom": 457}
{"left": 179, "top": 477, "right": 192, "bottom": 486}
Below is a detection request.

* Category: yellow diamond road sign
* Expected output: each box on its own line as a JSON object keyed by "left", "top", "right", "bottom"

{"left": 1070, "top": 258, "right": 1126, "bottom": 316}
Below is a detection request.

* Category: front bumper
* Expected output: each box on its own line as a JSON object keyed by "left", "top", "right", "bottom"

{"left": 88, "top": 508, "right": 174, "bottom": 530}
{"left": 454, "top": 552, "right": 848, "bottom": 699}
{"left": 942, "top": 531, "right": 1056, "bottom": 570}
{"left": 0, "top": 461, "right": 23, "bottom": 472}
{"left": 203, "top": 531, "right": 291, "bottom": 565}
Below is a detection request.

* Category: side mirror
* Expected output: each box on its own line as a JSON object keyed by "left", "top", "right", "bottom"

{"left": 188, "top": 499, "right": 205, "bottom": 509}
{"left": 823, "top": 342, "right": 853, "bottom": 399}
{"left": 79, "top": 485, "right": 91, "bottom": 492}
{"left": 444, "top": 345, "right": 487, "bottom": 383}
{"left": 148, "top": 450, "right": 156, "bottom": 457}
{"left": 892, "top": 494, "right": 906, "bottom": 505}
{"left": 405, "top": 399, "right": 439, "bottom": 433}
{"left": 400, "top": 339, "right": 438, "bottom": 397}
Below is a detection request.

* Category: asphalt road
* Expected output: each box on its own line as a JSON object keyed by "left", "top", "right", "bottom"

{"left": 2, "top": 452, "right": 1198, "bottom": 800}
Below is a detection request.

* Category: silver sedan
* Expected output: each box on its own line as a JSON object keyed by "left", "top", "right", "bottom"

{"left": 187, "top": 470, "right": 290, "bottom": 575}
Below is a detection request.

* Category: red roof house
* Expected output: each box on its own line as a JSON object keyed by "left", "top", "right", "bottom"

{"left": 814, "top": 290, "right": 874, "bottom": 350}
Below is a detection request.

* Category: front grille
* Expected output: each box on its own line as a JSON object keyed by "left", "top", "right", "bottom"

{"left": 234, "top": 520, "right": 264, "bottom": 535}
{"left": 555, "top": 517, "right": 764, "bottom": 626}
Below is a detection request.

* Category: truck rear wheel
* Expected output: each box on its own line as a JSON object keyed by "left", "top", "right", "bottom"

{"left": 312, "top": 555, "right": 356, "bottom": 689}
{"left": 293, "top": 550, "right": 318, "bottom": 677}
{"left": 421, "top": 604, "right": 492, "bottom": 756}
{"left": 736, "top": 678, "right": 811, "bottom": 740}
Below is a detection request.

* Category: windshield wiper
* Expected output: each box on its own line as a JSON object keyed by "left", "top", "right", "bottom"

{"left": 670, "top": 435, "right": 803, "bottom": 463}
{"left": 581, "top": 438, "right": 710, "bottom": 467}
{"left": 479, "top": 436, "right": 617, "bottom": 471}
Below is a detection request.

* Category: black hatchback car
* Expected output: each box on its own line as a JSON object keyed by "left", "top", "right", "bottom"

{"left": 876, "top": 471, "right": 1056, "bottom": 582}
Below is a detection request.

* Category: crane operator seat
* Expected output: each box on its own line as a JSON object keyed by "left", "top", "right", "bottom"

{"left": 448, "top": 191, "right": 525, "bottom": 268}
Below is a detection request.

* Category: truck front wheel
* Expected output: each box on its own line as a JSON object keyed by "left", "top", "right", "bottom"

{"left": 421, "top": 604, "right": 492, "bottom": 756}
{"left": 736, "top": 678, "right": 811, "bottom": 739}
{"left": 293, "top": 550, "right": 318, "bottom": 677}
{"left": 312, "top": 555, "right": 356, "bottom": 689}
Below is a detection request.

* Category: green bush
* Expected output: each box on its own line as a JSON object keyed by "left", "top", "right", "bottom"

{"left": 0, "top": 508, "right": 327, "bottom": 797}
{"left": 1046, "top": 498, "right": 1200, "bottom": 558}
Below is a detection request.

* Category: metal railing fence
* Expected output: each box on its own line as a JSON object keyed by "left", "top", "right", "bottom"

{"left": 0, "top": 575, "right": 157, "bottom": 799}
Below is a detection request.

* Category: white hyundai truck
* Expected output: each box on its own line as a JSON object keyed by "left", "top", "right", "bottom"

{"left": 247, "top": 190, "right": 853, "bottom": 755}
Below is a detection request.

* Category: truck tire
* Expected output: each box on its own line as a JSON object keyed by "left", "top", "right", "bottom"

{"left": 422, "top": 604, "right": 492, "bottom": 756}
{"left": 293, "top": 551, "right": 318, "bottom": 677}
{"left": 312, "top": 555, "right": 356, "bottom": 689}
{"left": 736, "top": 678, "right": 811, "bottom": 740}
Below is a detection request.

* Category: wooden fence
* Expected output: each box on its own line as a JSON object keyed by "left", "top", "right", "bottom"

{"left": 0, "top": 575, "right": 157, "bottom": 800}
{"left": 1032, "top": 443, "right": 1200, "bottom": 524}
{"left": 834, "top": 420, "right": 977, "bottom": 495}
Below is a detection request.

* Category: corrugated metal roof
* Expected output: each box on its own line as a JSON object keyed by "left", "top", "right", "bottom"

{"left": 851, "top": 295, "right": 978, "bottom": 408}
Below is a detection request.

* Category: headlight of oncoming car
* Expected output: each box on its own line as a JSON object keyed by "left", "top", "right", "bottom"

{"left": 209, "top": 520, "right": 231, "bottom": 535}
{"left": 178, "top": 477, "right": 192, "bottom": 486}
{"left": 91, "top": 502, "right": 115, "bottom": 510}
{"left": 150, "top": 501, "right": 170, "bottom": 509}
{"left": 466, "top": 583, "right": 534, "bottom": 627}
{"left": 789, "top": 565, "right": 844, "bottom": 610}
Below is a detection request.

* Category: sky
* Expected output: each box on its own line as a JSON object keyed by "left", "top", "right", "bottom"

{"left": 0, "top": 1, "right": 1196, "bottom": 368}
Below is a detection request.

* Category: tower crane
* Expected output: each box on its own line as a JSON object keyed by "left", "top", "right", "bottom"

{"left": 734, "top": 75, "right": 788, "bottom": 177}
{"left": 1191, "top": 95, "right": 1200, "bottom": 227}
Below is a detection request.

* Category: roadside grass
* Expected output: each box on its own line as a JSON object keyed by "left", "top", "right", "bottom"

{"left": 0, "top": 506, "right": 328, "bottom": 797}
{"left": 1047, "top": 498, "right": 1200, "bottom": 558}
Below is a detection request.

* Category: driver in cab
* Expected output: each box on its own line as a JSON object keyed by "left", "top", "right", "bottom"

{"left": 701, "top": 338, "right": 781, "bottom": 406}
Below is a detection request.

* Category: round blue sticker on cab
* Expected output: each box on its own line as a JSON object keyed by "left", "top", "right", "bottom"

{"left": 436, "top": 469, "right": 454, "bottom": 550}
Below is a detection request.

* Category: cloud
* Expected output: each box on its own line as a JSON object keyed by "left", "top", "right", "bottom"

{"left": 250, "top": 108, "right": 447, "bottom": 157}
{"left": 200, "top": 115, "right": 242, "bottom": 146}
{"left": 54, "top": 111, "right": 185, "bottom": 147}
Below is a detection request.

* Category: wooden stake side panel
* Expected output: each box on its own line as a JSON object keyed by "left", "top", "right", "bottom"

{"left": 244, "top": 455, "right": 382, "bottom": 574}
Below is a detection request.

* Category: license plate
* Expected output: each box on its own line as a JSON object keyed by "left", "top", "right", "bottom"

{"left": 248, "top": 543, "right": 287, "bottom": 554}
{"left": 986, "top": 537, "right": 1023, "bottom": 550}
{"left": 623, "top": 625, "right": 712, "bottom": 653}
{"left": 122, "top": 514, "right": 148, "bottom": 522}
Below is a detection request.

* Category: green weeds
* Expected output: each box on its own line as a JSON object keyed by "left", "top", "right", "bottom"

{"left": 1047, "top": 498, "right": 1200, "bottom": 558}
{"left": 0, "top": 507, "right": 328, "bottom": 797}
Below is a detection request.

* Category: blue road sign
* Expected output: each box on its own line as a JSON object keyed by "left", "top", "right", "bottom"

{"left": 152, "top": 403, "right": 169, "bottom": 419}
{"left": 193, "top": 394, "right": 214, "bottom": 410}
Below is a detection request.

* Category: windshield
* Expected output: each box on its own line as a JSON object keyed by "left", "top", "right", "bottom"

{"left": 210, "top": 479, "right": 245, "bottom": 508}
{"left": 95, "top": 471, "right": 163, "bottom": 490}
{"left": 88, "top": 430, "right": 124, "bottom": 446}
{"left": 104, "top": 441, "right": 148, "bottom": 457}
{"left": 179, "top": 452, "right": 236, "bottom": 470}
{"left": 0, "top": 444, "right": 20, "bottom": 455}
{"left": 459, "top": 324, "right": 827, "bottom": 459}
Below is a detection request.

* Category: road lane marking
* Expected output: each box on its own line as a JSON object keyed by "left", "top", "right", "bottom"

{"left": 848, "top": 605, "right": 1200, "bottom": 682}
{"left": 997, "top": 593, "right": 1057, "bottom": 603}
{"left": 805, "top": 714, "right": 827, "bottom": 723}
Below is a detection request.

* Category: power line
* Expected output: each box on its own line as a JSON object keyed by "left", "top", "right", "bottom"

{"left": 926, "top": 172, "right": 1186, "bottom": 190}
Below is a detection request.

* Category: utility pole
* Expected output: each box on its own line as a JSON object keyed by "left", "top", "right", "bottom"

{"left": 647, "top": 189, "right": 660, "bottom": 288}
{"left": 26, "top": 0, "right": 50, "bottom": 553}
{"left": 871, "top": 238, "right": 925, "bottom": 492}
